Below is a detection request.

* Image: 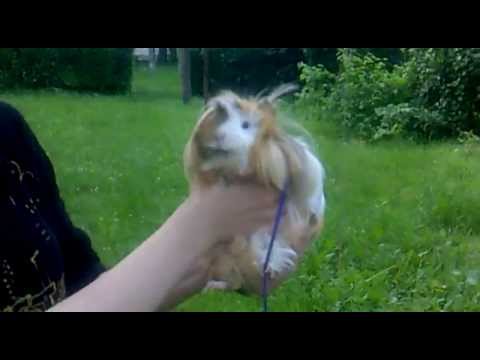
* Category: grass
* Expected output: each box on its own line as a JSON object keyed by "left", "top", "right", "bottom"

{"left": 2, "top": 65, "right": 480, "bottom": 311}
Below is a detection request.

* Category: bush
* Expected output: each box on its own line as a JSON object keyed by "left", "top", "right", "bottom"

{"left": 301, "top": 48, "right": 403, "bottom": 73}
{"left": 190, "top": 48, "right": 305, "bottom": 97}
{"left": 298, "top": 50, "right": 411, "bottom": 140}
{"left": 297, "top": 48, "right": 480, "bottom": 141}
{"left": 0, "top": 48, "right": 133, "bottom": 94}
{"left": 297, "top": 62, "right": 336, "bottom": 111}
{"left": 404, "top": 48, "right": 480, "bottom": 139}
{"left": 359, "top": 48, "right": 404, "bottom": 66}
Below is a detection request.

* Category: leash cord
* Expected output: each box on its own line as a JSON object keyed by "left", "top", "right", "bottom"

{"left": 261, "top": 181, "right": 289, "bottom": 312}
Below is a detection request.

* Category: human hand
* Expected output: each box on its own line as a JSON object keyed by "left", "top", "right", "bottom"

{"left": 154, "top": 183, "right": 279, "bottom": 307}
{"left": 185, "top": 182, "right": 280, "bottom": 241}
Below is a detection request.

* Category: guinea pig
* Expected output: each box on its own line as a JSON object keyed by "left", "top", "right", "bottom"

{"left": 183, "top": 84, "right": 326, "bottom": 295}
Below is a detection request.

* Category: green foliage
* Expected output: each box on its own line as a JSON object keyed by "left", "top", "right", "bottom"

{"left": 0, "top": 48, "right": 133, "bottom": 94}
{"left": 405, "top": 48, "right": 480, "bottom": 138}
{"left": 372, "top": 103, "right": 441, "bottom": 141}
{"left": 297, "top": 62, "right": 336, "bottom": 111}
{"left": 297, "top": 48, "right": 480, "bottom": 141}
{"left": 457, "top": 130, "right": 480, "bottom": 157}
{"left": 301, "top": 48, "right": 403, "bottom": 73}
{"left": 358, "top": 48, "right": 404, "bottom": 66}
{"left": 190, "top": 48, "right": 304, "bottom": 97}
{"left": 298, "top": 50, "right": 411, "bottom": 140}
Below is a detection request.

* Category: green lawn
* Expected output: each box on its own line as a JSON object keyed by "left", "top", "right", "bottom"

{"left": 3, "top": 65, "right": 480, "bottom": 311}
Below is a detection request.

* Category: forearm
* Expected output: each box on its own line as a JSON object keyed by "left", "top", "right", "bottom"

{"left": 49, "top": 201, "right": 211, "bottom": 312}
{"left": 47, "top": 183, "right": 277, "bottom": 312}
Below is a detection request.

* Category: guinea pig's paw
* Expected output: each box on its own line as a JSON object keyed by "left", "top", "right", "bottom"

{"left": 265, "top": 247, "right": 297, "bottom": 278}
{"left": 203, "top": 280, "right": 229, "bottom": 292}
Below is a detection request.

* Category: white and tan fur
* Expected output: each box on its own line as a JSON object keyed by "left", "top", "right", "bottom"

{"left": 183, "top": 85, "right": 326, "bottom": 294}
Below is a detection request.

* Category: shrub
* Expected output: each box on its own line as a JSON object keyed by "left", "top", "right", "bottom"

{"left": 298, "top": 50, "right": 411, "bottom": 140}
{"left": 297, "top": 48, "right": 480, "bottom": 141}
{"left": 0, "top": 48, "right": 133, "bottom": 94}
{"left": 404, "top": 48, "right": 480, "bottom": 139}
{"left": 301, "top": 48, "right": 403, "bottom": 73}
{"left": 296, "top": 62, "right": 336, "bottom": 112}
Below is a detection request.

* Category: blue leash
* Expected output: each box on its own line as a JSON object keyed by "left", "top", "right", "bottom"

{"left": 261, "top": 180, "right": 289, "bottom": 312}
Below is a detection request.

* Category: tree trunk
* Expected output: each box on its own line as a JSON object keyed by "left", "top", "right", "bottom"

{"left": 177, "top": 48, "right": 192, "bottom": 103}
{"left": 168, "top": 48, "right": 177, "bottom": 63}
{"left": 157, "top": 48, "right": 167, "bottom": 64}
{"left": 148, "top": 48, "right": 156, "bottom": 70}
{"left": 202, "top": 48, "right": 210, "bottom": 103}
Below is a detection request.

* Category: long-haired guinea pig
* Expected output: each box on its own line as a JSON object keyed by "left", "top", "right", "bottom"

{"left": 183, "top": 84, "right": 326, "bottom": 295}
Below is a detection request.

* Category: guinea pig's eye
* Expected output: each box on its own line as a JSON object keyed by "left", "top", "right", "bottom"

{"left": 241, "top": 121, "right": 250, "bottom": 129}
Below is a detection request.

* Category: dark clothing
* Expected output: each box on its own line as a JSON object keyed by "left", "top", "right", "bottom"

{"left": 0, "top": 101, "right": 105, "bottom": 312}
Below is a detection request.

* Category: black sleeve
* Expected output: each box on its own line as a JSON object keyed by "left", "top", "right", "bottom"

{"left": 0, "top": 101, "right": 106, "bottom": 296}
{"left": 48, "top": 199, "right": 107, "bottom": 296}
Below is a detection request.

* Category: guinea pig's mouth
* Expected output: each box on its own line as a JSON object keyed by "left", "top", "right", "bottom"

{"left": 201, "top": 146, "right": 231, "bottom": 158}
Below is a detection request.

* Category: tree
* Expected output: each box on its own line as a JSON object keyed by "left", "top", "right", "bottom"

{"left": 177, "top": 48, "right": 192, "bottom": 103}
{"left": 157, "top": 48, "right": 167, "bottom": 64}
{"left": 168, "top": 48, "right": 177, "bottom": 63}
{"left": 148, "top": 48, "right": 156, "bottom": 70}
{"left": 202, "top": 48, "right": 210, "bottom": 103}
